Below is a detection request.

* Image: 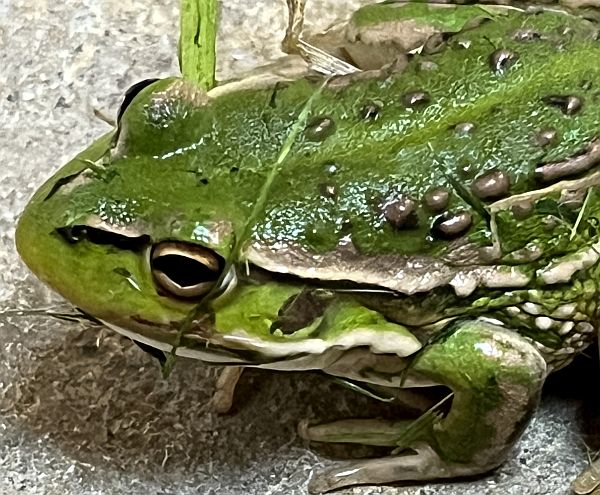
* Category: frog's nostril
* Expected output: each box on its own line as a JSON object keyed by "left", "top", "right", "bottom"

{"left": 150, "top": 242, "right": 222, "bottom": 299}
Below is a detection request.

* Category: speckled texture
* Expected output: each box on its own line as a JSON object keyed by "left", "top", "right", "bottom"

{"left": 1, "top": 1, "right": 599, "bottom": 494}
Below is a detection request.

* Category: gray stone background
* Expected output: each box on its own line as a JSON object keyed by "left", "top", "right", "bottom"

{"left": 0, "top": 0, "right": 598, "bottom": 494}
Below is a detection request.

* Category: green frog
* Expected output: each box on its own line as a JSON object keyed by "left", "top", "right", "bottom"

{"left": 14, "top": 1, "right": 600, "bottom": 493}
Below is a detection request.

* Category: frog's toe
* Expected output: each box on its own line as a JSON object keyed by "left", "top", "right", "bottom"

{"left": 209, "top": 366, "right": 244, "bottom": 414}
{"left": 307, "top": 445, "right": 486, "bottom": 494}
{"left": 573, "top": 456, "right": 600, "bottom": 494}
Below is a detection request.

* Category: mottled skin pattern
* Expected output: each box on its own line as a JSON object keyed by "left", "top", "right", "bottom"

{"left": 14, "top": 4, "right": 600, "bottom": 493}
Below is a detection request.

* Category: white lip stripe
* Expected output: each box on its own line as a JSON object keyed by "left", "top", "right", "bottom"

{"left": 101, "top": 321, "right": 247, "bottom": 363}
{"left": 537, "top": 240, "right": 600, "bottom": 285}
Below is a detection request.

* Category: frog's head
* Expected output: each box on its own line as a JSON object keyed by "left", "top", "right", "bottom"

{"left": 16, "top": 77, "right": 421, "bottom": 365}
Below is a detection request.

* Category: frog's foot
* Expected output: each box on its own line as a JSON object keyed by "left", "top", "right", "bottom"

{"left": 573, "top": 455, "right": 600, "bottom": 494}
{"left": 303, "top": 320, "right": 547, "bottom": 493}
{"left": 210, "top": 366, "right": 244, "bottom": 414}
{"left": 281, "top": 0, "right": 359, "bottom": 76}
{"left": 282, "top": 0, "right": 305, "bottom": 55}
{"left": 281, "top": 0, "right": 416, "bottom": 76}
{"left": 307, "top": 445, "right": 484, "bottom": 494}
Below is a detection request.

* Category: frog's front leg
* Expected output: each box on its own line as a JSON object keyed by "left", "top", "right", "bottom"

{"left": 304, "top": 320, "right": 547, "bottom": 493}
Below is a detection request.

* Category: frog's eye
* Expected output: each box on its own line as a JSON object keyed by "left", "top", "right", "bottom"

{"left": 117, "top": 78, "right": 160, "bottom": 122}
{"left": 150, "top": 242, "right": 222, "bottom": 299}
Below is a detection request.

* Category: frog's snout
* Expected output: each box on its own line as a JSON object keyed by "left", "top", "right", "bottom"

{"left": 150, "top": 241, "right": 224, "bottom": 300}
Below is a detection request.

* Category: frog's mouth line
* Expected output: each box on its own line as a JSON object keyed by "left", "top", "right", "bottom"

{"left": 103, "top": 316, "right": 425, "bottom": 371}
{"left": 102, "top": 320, "right": 253, "bottom": 365}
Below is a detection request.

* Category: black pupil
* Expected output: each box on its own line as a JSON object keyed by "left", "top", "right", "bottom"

{"left": 153, "top": 254, "right": 219, "bottom": 287}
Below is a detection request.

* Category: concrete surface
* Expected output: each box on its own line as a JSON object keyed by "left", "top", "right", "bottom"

{"left": 0, "top": 1, "right": 598, "bottom": 494}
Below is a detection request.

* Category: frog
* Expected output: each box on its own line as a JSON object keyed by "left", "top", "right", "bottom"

{"left": 14, "top": 0, "right": 600, "bottom": 493}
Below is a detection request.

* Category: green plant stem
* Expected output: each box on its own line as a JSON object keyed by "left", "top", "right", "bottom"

{"left": 179, "top": 0, "right": 218, "bottom": 91}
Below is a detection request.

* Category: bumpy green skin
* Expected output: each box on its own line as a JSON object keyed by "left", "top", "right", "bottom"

{"left": 14, "top": 5, "right": 600, "bottom": 489}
